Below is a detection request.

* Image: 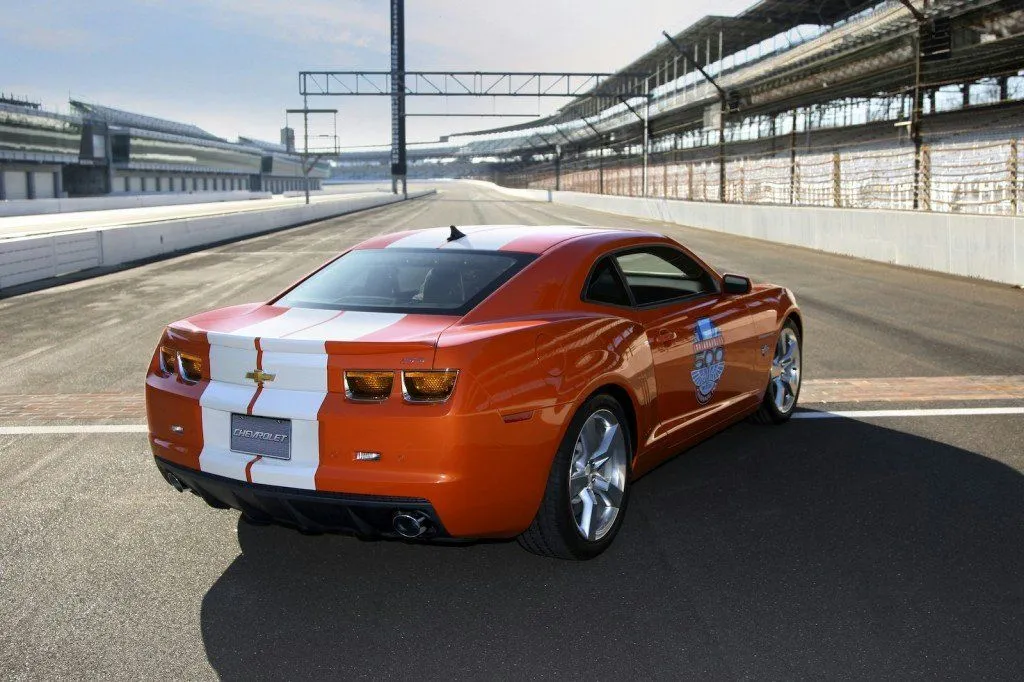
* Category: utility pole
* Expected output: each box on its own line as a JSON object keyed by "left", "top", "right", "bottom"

{"left": 286, "top": 107, "right": 339, "bottom": 205}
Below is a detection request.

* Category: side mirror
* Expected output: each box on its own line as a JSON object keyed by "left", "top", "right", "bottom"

{"left": 722, "top": 274, "right": 751, "bottom": 295}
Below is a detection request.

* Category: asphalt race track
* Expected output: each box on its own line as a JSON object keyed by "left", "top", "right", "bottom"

{"left": 1, "top": 182, "right": 1022, "bottom": 680}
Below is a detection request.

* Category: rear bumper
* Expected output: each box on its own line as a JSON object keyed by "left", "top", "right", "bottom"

{"left": 154, "top": 456, "right": 447, "bottom": 538}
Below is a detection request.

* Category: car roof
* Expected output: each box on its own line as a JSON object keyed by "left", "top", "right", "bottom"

{"left": 353, "top": 224, "right": 665, "bottom": 255}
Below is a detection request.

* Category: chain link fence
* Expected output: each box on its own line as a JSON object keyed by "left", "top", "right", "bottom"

{"left": 500, "top": 137, "right": 1023, "bottom": 216}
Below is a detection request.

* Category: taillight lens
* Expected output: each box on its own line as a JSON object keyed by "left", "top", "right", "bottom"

{"left": 345, "top": 371, "right": 394, "bottom": 401}
{"left": 159, "top": 346, "right": 177, "bottom": 375}
{"left": 178, "top": 352, "right": 203, "bottom": 383}
{"left": 159, "top": 346, "right": 203, "bottom": 383}
{"left": 402, "top": 370, "right": 458, "bottom": 403}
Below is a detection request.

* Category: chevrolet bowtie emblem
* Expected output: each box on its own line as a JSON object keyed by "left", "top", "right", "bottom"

{"left": 245, "top": 369, "right": 276, "bottom": 384}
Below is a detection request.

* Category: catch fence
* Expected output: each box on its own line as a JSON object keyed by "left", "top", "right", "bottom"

{"left": 501, "top": 137, "right": 1023, "bottom": 215}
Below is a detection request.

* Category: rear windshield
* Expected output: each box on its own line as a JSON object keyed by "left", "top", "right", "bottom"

{"left": 275, "top": 248, "right": 534, "bottom": 315}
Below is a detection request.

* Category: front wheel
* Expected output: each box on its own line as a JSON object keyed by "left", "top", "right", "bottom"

{"left": 518, "top": 394, "right": 632, "bottom": 560}
{"left": 751, "top": 319, "right": 802, "bottom": 424}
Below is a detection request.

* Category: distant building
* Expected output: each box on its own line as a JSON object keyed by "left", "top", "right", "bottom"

{"left": 280, "top": 127, "right": 296, "bottom": 153}
{"left": 0, "top": 100, "right": 329, "bottom": 200}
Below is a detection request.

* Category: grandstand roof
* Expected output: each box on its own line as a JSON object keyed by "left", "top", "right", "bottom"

{"left": 624, "top": 0, "right": 881, "bottom": 79}
{"left": 69, "top": 101, "right": 224, "bottom": 141}
{"left": 450, "top": 0, "right": 885, "bottom": 137}
{"left": 238, "top": 136, "right": 289, "bottom": 153}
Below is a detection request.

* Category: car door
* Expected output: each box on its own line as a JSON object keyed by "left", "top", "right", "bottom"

{"left": 609, "top": 246, "right": 756, "bottom": 449}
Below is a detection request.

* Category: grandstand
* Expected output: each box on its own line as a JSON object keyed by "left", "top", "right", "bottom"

{"left": 340, "top": 0, "right": 1024, "bottom": 215}
{"left": 0, "top": 100, "right": 329, "bottom": 200}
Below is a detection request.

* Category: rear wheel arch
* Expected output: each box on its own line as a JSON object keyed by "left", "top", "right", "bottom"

{"left": 785, "top": 310, "right": 803, "bottom": 339}
{"left": 579, "top": 383, "right": 638, "bottom": 462}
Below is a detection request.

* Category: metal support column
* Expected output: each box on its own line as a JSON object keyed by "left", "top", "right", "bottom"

{"left": 554, "top": 145, "right": 561, "bottom": 192}
{"left": 303, "top": 94, "right": 310, "bottom": 205}
{"left": 662, "top": 30, "right": 728, "bottom": 203}
{"left": 104, "top": 126, "right": 115, "bottom": 195}
{"left": 1010, "top": 139, "right": 1019, "bottom": 215}
{"left": 911, "top": 34, "right": 924, "bottom": 210}
{"left": 390, "top": 0, "right": 407, "bottom": 196}
{"left": 642, "top": 80, "right": 650, "bottom": 197}
{"left": 789, "top": 110, "right": 798, "bottom": 205}
{"left": 718, "top": 105, "right": 727, "bottom": 203}
{"left": 580, "top": 117, "right": 605, "bottom": 195}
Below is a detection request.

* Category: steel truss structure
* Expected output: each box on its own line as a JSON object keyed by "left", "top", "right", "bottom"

{"left": 299, "top": 72, "right": 649, "bottom": 99}
{"left": 300, "top": 69, "right": 651, "bottom": 194}
{"left": 299, "top": 0, "right": 654, "bottom": 194}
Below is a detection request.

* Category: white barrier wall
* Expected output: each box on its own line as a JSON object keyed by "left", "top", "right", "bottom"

{"left": 0, "top": 191, "right": 273, "bottom": 218}
{"left": 473, "top": 181, "right": 1024, "bottom": 286}
{"left": 0, "top": 190, "right": 434, "bottom": 291}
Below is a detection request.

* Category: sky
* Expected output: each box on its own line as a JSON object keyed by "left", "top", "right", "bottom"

{"left": 0, "top": 0, "right": 751, "bottom": 147}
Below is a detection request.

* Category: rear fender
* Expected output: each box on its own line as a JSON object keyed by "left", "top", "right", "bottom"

{"left": 435, "top": 315, "right": 655, "bottom": 452}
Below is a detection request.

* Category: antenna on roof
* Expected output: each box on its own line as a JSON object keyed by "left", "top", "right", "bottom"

{"left": 448, "top": 225, "right": 466, "bottom": 242}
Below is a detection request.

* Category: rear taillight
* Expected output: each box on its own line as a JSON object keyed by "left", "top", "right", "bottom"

{"left": 159, "top": 346, "right": 203, "bottom": 384}
{"left": 402, "top": 370, "right": 458, "bottom": 403}
{"left": 178, "top": 352, "right": 203, "bottom": 383}
{"left": 345, "top": 370, "right": 394, "bottom": 402}
{"left": 159, "top": 347, "right": 177, "bottom": 375}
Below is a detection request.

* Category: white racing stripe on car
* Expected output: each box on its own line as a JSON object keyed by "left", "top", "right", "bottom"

{"left": 247, "top": 388, "right": 325, "bottom": 489}
{"left": 207, "top": 308, "right": 339, "bottom": 350}
{"left": 293, "top": 311, "right": 406, "bottom": 342}
{"left": 208, "top": 344, "right": 257, "bottom": 384}
{"left": 384, "top": 227, "right": 451, "bottom": 249}
{"left": 258, "top": 351, "right": 328, "bottom": 392}
{"left": 198, "top": 383, "right": 259, "bottom": 481}
{"left": 198, "top": 308, "right": 345, "bottom": 484}
{"left": 438, "top": 226, "right": 538, "bottom": 251}
{"left": 198, "top": 407, "right": 251, "bottom": 481}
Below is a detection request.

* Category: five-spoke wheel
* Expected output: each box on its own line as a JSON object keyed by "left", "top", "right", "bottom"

{"left": 519, "top": 394, "right": 632, "bottom": 559}
{"left": 753, "top": 318, "right": 802, "bottom": 424}
{"left": 568, "top": 409, "right": 628, "bottom": 542}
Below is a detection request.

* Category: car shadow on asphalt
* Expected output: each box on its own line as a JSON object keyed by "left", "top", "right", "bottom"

{"left": 199, "top": 417, "right": 1024, "bottom": 680}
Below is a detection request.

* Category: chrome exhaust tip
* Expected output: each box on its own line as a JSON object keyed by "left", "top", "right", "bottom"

{"left": 163, "top": 470, "right": 186, "bottom": 492}
{"left": 392, "top": 511, "right": 429, "bottom": 538}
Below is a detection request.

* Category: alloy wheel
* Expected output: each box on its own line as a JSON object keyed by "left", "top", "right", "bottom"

{"left": 769, "top": 327, "right": 801, "bottom": 413}
{"left": 568, "top": 409, "right": 628, "bottom": 541}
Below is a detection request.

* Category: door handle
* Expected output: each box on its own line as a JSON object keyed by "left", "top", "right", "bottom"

{"left": 654, "top": 329, "right": 677, "bottom": 345}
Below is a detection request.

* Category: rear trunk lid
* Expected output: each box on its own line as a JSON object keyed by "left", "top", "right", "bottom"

{"left": 182, "top": 305, "right": 460, "bottom": 391}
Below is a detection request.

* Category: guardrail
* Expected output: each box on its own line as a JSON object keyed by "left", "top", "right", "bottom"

{"left": 0, "top": 190, "right": 435, "bottom": 294}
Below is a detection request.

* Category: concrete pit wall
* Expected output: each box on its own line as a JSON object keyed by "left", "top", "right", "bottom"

{"left": 0, "top": 190, "right": 435, "bottom": 292}
{"left": 0, "top": 190, "right": 273, "bottom": 218}
{"left": 474, "top": 182, "right": 1024, "bottom": 287}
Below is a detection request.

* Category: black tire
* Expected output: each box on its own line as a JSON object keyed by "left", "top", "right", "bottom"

{"left": 517, "top": 393, "right": 632, "bottom": 560}
{"left": 751, "top": 318, "right": 802, "bottom": 425}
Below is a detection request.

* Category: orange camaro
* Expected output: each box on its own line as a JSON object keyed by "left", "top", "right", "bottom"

{"left": 146, "top": 225, "right": 801, "bottom": 559}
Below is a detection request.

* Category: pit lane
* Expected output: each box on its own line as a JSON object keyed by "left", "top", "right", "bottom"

{"left": 1, "top": 182, "right": 1022, "bottom": 679}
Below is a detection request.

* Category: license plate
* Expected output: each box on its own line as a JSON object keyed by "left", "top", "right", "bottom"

{"left": 230, "top": 414, "right": 291, "bottom": 460}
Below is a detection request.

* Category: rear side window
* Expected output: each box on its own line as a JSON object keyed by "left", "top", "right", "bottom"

{"left": 275, "top": 248, "right": 534, "bottom": 315}
{"left": 584, "top": 258, "right": 632, "bottom": 307}
{"left": 614, "top": 246, "right": 717, "bottom": 306}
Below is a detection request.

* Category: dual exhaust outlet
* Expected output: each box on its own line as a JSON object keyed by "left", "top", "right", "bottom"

{"left": 392, "top": 511, "right": 430, "bottom": 538}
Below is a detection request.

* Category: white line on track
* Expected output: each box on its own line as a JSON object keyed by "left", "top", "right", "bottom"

{"left": 793, "top": 407, "right": 1024, "bottom": 419}
{"left": 0, "top": 407, "right": 1021, "bottom": 436}
{"left": 0, "top": 425, "right": 149, "bottom": 435}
